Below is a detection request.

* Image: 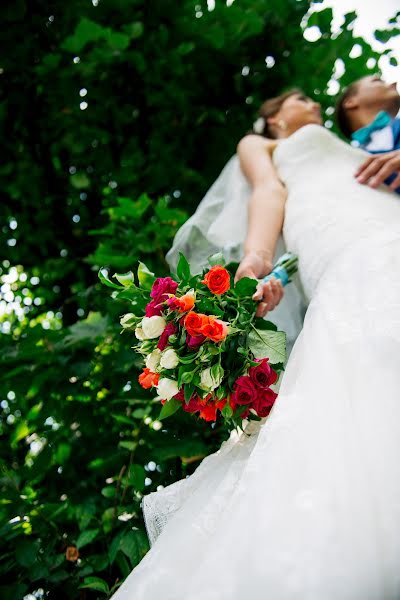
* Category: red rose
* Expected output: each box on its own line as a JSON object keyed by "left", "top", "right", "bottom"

{"left": 150, "top": 277, "right": 178, "bottom": 303}
{"left": 252, "top": 389, "right": 278, "bottom": 417}
{"left": 231, "top": 376, "right": 258, "bottom": 405}
{"left": 157, "top": 322, "right": 177, "bottom": 351}
{"left": 180, "top": 392, "right": 202, "bottom": 414}
{"left": 248, "top": 358, "right": 278, "bottom": 389}
{"left": 145, "top": 298, "right": 163, "bottom": 317}
{"left": 202, "top": 265, "right": 231, "bottom": 295}
{"left": 239, "top": 406, "right": 251, "bottom": 419}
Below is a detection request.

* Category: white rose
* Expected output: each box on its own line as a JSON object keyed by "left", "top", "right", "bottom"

{"left": 141, "top": 316, "right": 167, "bottom": 339}
{"left": 120, "top": 313, "right": 135, "bottom": 328}
{"left": 135, "top": 326, "right": 147, "bottom": 340}
{"left": 145, "top": 349, "right": 162, "bottom": 372}
{"left": 200, "top": 367, "right": 223, "bottom": 392}
{"left": 157, "top": 378, "right": 179, "bottom": 400}
{"left": 160, "top": 348, "right": 179, "bottom": 369}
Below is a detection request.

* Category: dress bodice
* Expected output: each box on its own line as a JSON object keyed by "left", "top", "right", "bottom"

{"left": 273, "top": 125, "right": 400, "bottom": 299}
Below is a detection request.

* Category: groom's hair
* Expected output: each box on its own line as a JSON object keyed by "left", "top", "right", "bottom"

{"left": 335, "top": 80, "right": 361, "bottom": 138}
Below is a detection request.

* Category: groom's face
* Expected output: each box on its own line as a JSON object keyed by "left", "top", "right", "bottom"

{"left": 354, "top": 76, "right": 400, "bottom": 111}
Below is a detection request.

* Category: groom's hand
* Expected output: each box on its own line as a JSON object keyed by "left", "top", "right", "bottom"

{"left": 355, "top": 150, "right": 400, "bottom": 190}
{"left": 235, "top": 252, "right": 284, "bottom": 318}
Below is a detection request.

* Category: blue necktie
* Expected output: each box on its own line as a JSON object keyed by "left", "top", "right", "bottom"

{"left": 351, "top": 111, "right": 392, "bottom": 145}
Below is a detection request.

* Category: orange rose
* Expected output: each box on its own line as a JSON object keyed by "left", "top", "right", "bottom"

{"left": 66, "top": 546, "right": 79, "bottom": 562}
{"left": 138, "top": 368, "right": 160, "bottom": 389}
{"left": 177, "top": 293, "right": 195, "bottom": 313}
{"left": 202, "top": 265, "right": 231, "bottom": 295}
{"left": 201, "top": 317, "right": 229, "bottom": 342}
{"left": 184, "top": 311, "right": 208, "bottom": 336}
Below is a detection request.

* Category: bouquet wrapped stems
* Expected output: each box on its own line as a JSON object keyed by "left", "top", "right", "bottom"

{"left": 262, "top": 253, "right": 298, "bottom": 287}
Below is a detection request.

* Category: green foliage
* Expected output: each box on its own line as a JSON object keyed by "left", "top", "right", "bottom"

{"left": 0, "top": 0, "right": 398, "bottom": 597}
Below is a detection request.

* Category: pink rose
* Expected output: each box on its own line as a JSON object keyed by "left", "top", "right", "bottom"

{"left": 157, "top": 322, "right": 177, "bottom": 351}
{"left": 186, "top": 333, "right": 206, "bottom": 349}
{"left": 252, "top": 389, "right": 278, "bottom": 417}
{"left": 231, "top": 376, "right": 258, "bottom": 406}
{"left": 150, "top": 277, "right": 178, "bottom": 303}
{"left": 248, "top": 358, "right": 278, "bottom": 389}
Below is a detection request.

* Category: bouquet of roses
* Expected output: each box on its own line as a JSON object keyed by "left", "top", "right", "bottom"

{"left": 100, "top": 253, "right": 297, "bottom": 428}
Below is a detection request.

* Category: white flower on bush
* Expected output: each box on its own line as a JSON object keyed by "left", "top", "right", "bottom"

{"left": 141, "top": 316, "right": 167, "bottom": 339}
{"left": 120, "top": 313, "right": 135, "bottom": 328}
{"left": 157, "top": 378, "right": 179, "bottom": 400}
{"left": 160, "top": 348, "right": 179, "bottom": 370}
{"left": 200, "top": 366, "right": 224, "bottom": 392}
{"left": 135, "top": 326, "right": 146, "bottom": 340}
{"left": 145, "top": 349, "right": 162, "bottom": 372}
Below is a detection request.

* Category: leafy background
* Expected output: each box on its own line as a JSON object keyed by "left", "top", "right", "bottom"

{"left": 1, "top": 0, "right": 399, "bottom": 598}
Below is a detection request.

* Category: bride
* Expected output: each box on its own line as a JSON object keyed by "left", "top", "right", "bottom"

{"left": 111, "top": 90, "right": 400, "bottom": 599}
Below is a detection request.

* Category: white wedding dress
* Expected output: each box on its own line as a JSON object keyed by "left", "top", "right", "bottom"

{"left": 112, "top": 125, "right": 400, "bottom": 599}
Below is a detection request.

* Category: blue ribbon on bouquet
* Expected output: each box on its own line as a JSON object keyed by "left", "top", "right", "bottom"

{"left": 261, "top": 252, "right": 298, "bottom": 287}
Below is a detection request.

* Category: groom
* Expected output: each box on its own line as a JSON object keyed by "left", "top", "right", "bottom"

{"left": 335, "top": 75, "right": 400, "bottom": 193}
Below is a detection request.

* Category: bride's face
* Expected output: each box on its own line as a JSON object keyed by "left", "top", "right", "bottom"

{"left": 270, "top": 93, "right": 322, "bottom": 137}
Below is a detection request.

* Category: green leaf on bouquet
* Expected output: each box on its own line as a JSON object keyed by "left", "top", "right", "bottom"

{"left": 98, "top": 267, "right": 124, "bottom": 289}
{"left": 184, "top": 383, "right": 195, "bottom": 402}
{"left": 178, "top": 352, "right": 198, "bottom": 364}
{"left": 234, "top": 277, "right": 258, "bottom": 298}
{"left": 158, "top": 397, "right": 181, "bottom": 420}
{"left": 254, "top": 317, "right": 278, "bottom": 331}
{"left": 137, "top": 262, "right": 155, "bottom": 289}
{"left": 178, "top": 364, "right": 196, "bottom": 386}
{"left": 221, "top": 402, "right": 233, "bottom": 419}
{"left": 248, "top": 327, "right": 286, "bottom": 364}
{"left": 208, "top": 252, "right": 226, "bottom": 267}
{"left": 176, "top": 253, "right": 191, "bottom": 282}
{"left": 115, "top": 287, "right": 141, "bottom": 302}
{"left": 113, "top": 271, "right": 135, "bottom": 287}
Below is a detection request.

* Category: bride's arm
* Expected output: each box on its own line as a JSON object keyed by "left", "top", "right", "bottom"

{"left": 235, "top": 134, "right": 287, "bottom": 317}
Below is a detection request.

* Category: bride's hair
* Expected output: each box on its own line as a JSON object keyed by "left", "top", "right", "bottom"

{"left": 256, "top": 88, "right": 304, "bottom": 138}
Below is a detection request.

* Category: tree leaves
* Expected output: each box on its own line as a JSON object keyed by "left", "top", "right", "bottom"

{"left": 76, "top": 528, "right": 100, "bottom": 549}
{"left": 79, "top": 576, "right": 109, "bottom": 594}
{"left": 63, "top": 312, "right": 108, "bottom": 346}
{"left": 62, "top": 17, "right": 131, "bottom": 54}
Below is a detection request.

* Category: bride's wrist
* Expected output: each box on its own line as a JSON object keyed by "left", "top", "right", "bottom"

{"left": 243, "top": 249, "right": 273, "bottom": 270}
